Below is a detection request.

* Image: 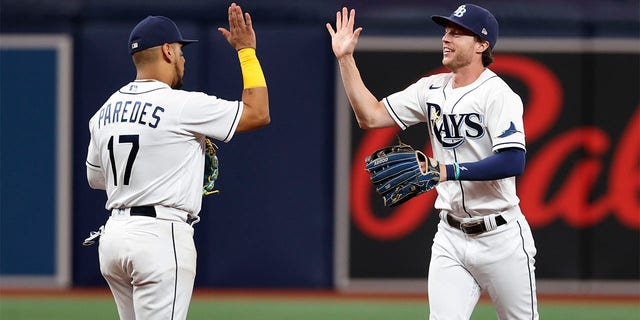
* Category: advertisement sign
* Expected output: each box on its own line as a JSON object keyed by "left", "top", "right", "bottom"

{"left": 334, "top": 37, "right": 639, "bottom": 294}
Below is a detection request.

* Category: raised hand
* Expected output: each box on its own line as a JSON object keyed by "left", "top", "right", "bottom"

{"left": 326, "top": 7, "right": 363, "bottom": 59}
{"left": 218, "top": 3, "right": 256, "bottom": 50}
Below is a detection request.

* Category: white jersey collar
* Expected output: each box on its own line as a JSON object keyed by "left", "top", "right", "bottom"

{"left": 447, "top": 68, "right": 497, "bottom": 93}
{"left": 119, "top": 80, "right": 170, "bottom": 94}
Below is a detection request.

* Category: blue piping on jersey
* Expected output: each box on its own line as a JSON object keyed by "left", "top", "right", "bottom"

{"left": 86, "top": 160, "right": 101, "bottom": 168}
{"left": 223, "top": 101, "right": 241, "bottom": 142}
{"left": 444, "top": 75, "right": 498, "bottom": 218}
{"left": 385, "top": 97, "right": 408, "bottom": 130}
{"left": 118, "top": 87, "right": 168, "bottom": 95}
{"left": 517, "top": 220, "right": 537, "bottom": 319}
{"left": 171, "top": 224, "right": 178, "bottom": 320}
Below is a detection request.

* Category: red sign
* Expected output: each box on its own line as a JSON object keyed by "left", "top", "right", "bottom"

{"left": 350, "top": 54, "right": 640, "bottom": 240}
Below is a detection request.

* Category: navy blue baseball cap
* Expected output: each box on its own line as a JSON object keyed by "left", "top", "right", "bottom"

{"left": 432, "top": 4, "right": 498, "bottom": 48}
{"left": 128, "top": 16, "right": 198, "bottom": 55}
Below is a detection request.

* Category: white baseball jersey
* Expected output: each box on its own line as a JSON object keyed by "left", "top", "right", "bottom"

{"left": 86, "top": 80, "right": 242, "bottom": 217}
{"left": 384, "top": 68, "right": 526, "bottom": 218}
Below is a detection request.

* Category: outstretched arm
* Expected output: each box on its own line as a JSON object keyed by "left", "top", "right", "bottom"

{"left": 218, "top": 3, "right": 270, "bottom": 132}
{"left": 326, "top": 7, "right": 395, "bottom": 129}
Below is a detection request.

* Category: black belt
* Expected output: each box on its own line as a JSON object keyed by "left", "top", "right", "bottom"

{"left": 446, "top": 214, "right": 507, "bottom": 235}
{"left": 130, "top": 206, "right": 156, "bottom": 217}
{"left": 129, "top": 206, "right": 197, "bottom": 224}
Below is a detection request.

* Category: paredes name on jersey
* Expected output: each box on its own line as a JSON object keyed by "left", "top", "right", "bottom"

{"left": 97, "top": 100, "right": 165, "bottom": 129}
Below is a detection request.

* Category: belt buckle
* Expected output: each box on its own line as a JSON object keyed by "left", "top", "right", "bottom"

{"left": 460, "top": 220, "right": 484, "bottom": 235}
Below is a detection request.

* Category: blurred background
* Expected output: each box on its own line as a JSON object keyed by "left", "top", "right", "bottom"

{"left": 1, "top": 0, "right": 638, "bottom": 297}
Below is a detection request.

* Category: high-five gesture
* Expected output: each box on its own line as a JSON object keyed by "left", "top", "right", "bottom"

{"left": 218, "top": 3, "right": 256, "bottom": 50}
{"left": 324, "top": 6, "right": 394, "bottom": 129}
{"left": 218, "top": 3, "right": 269, "bottom": 132}
{"left": 326, "top": 7, "right": 363, "bottom": 59}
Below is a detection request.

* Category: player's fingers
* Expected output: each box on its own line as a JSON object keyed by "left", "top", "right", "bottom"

{"left": 217, "top": 28, "right": 230, "bottom": 39}
{"left": 229, "top": 7, "right": 238, "bottom": 29}
{"left": 234, "top": 5, "right": 246, "bottom": 29}
{"left": 341, "top": 7, "right": 348, "bottom": 30}
{"left": 228, "top": 4, "right": 237, "bottom": 30}
{"left": 354, "top": 27, "right": 363, "bottom": 38}
{"left": 244, "top": 12, "right": 252, "bottom": 28}
{"left": 347, "top": 8, "right": 356, "bottom": 30}
{"left": 326, "top": 23, "right": 336, "bottom": 36}
{"left": 234, "top": 5, "right": 245, "bottom": 28}
{"left": 335, "top": 10, "right": 342, "bottom": 31}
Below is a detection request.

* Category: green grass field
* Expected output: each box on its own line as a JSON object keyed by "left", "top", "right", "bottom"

{"left": 1, "top": 294, "right": 638, "bottom": 319}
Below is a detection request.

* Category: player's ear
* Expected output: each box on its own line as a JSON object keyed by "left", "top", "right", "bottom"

{"left": 161, "top": 43, "right": 173, "bottom": 62}
{"left": 476, "top": 40, "right": 489, "bottom": 54}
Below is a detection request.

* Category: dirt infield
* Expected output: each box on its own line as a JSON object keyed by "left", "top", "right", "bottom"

{"left": 1, "top": 287, "right": 638, "bottom": 305}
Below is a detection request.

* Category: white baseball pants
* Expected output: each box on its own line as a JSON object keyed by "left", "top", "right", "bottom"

{"left": 99, "top": 215, "right": 197, "bottom": 320}
{"left": 428, "top": 209, "right": 538, "bottom": 320}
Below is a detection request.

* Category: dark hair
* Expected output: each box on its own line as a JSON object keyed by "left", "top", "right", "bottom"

{"left": 475, "top": 35, "right": 494, "bottom": 67}
{"left": 482, "top": 47, "right": 494, "bottom": 67}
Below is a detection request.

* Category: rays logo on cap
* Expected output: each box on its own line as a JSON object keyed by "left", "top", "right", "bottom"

{"left": 431, "top": 4, "right": 499, "bottom": 48}
{"left": 453, "top": 5, "right": 467, "bottom": 17}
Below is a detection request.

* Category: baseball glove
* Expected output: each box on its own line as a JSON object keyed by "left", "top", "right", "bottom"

{"left": 203, "top": 138, "right": 220, "bottom": 196}
{"left": 365, "top": 141, "right": 441, "bottom": 207}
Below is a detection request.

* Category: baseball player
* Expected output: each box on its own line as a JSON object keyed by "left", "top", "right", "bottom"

{"left": 85, "top": 4, "right": 269, "bottom": 319}
{"left": 327, "top": 4, "right": 538, "bottom": 319}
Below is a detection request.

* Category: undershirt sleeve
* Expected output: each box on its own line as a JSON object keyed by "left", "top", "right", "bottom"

{"left": 445, "top": 147, "right": 525, "bottom": 181}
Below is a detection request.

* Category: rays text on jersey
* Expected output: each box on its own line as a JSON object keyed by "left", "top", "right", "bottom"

{"left": 427, "top": 103, "right": 484, "bottom": 149}
{"left": 98, "top": 100, "right": 165, "bottom": 129}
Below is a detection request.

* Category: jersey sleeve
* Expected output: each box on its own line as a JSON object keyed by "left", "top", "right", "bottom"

{"left": 486, "top": 88, "right": 526, "bottom": 152}
{"left": 86, "top": 118, "right": 106, "bottom": 190}
{"left": 382, "top": 78, "right": 430, "bottom": 130}
{"left": 179, "top": 92, "right": 244, "bottom": 143}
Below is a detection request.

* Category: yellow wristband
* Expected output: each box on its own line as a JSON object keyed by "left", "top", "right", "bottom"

{"left": 238, "top": 48, "right": 266, "bottom": 89}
